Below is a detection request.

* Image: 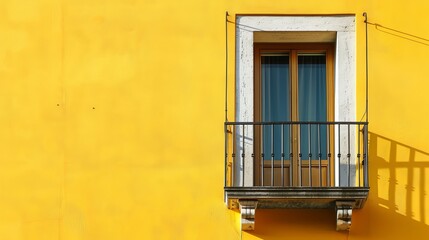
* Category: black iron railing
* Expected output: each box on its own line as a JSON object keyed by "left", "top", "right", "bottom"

{"left": 225, "top": 121, "right": 368, "bottom": 188}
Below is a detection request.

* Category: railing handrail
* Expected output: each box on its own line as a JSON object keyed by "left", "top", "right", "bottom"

{"left": 224, "top": 120, "right": 369, "bottom": 188}
{"left": 225, "top": 121, "right": 368, "bottom": 126}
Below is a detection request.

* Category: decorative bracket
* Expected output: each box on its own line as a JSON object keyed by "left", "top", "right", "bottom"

{"left": 239, "top": 200, "right": 258, "bottom": 231}
{"left": 336, "top": 201, "right": 354, "bottom": 231}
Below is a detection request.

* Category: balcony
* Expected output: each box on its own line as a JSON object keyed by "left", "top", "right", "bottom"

{"left": 224, "top": 121, "right": 369, "bottom": 230}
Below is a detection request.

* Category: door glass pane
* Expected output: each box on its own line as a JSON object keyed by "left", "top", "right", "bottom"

{"left": 261, "top": 55, "right": 290, "bottom": 160}
{"left": 298, "top": 54, "right": 327, "bottom": 160}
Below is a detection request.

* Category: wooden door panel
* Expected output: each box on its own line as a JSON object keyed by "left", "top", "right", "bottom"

{"left": 261, "top": 162, "right": 329, "bottom": 187}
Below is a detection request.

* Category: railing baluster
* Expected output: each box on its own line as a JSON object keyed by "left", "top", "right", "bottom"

{"left": 251, "top": 124, "right": 255, "bottom": 186}
{"left": 261, "top": 124, "right": 264, "bottom": 186}
{"left": 364, "top": 124, "right": 369, "bottom": 187}
{"left": 309, "top": 123, "right": 312, "bottom": 187}
{"left": 271, "top": 124, "right": 274, "bottom": 186}
{"left": 338, "top": 124, "right": 341, "bottom": 186}
{"left": 242, "top": 124, "right": 245, "bottom": 187}
{"left": 358, "top": 124, "right": 361, "bottom": 187}
{"left": 327, "top": 123, "right": 331, "bottom": 187}
{"left": 281, "top": 124, "right": 284, "bottom": 186}
{"left": 318, "top": 124, "right": 322, "bottom": 187}
{"left": 299, "top": 125, "right": 302, "bottom": 187}
{"left": 347, "top": 124, "right": 351, "bottom": 187}
{"left": 232, "top": 125, "right": 236, "bottom": 187}
{"left": 289, "top": 124, "right": 293, "bottom": 186}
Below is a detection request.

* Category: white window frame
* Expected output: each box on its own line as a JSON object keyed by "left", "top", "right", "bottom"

{"left": 234, "top": 15, "right": 356, "bottom": 187}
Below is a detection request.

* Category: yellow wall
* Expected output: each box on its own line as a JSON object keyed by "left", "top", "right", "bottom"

{"left": 1, "top": 0, "right": 429, "bottom": 239}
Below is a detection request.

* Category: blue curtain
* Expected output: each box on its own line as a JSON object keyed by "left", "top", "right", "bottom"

{"left": 261, "top": 55, "right": 290, "bottom": 160}
{"left": 298, "top": 55, "right": 327, "bottom": 160}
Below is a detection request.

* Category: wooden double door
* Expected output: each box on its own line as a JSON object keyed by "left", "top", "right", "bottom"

{"left": 254, "top": 43, "right": 335, "bottom": 187}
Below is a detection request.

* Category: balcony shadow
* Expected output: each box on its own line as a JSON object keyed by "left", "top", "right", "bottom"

{"left": 241, "top": 132, "right": 429, "bottom": 239}
{"left": 350, "top": 132, "right": 429, "bottom": 239}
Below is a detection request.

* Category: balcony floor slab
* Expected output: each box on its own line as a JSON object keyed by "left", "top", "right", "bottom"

{"left": 225, "top": 187, "right": 369, "bottom": 209}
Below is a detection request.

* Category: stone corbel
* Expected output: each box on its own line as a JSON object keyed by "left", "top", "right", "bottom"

{"left": 336, "top": 201, "right": 354, "bottom": 231}
{"left": 239, "top": 200, "right": 258, "bottom": 231}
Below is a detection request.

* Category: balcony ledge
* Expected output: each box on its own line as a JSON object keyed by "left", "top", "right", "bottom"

{"left": 225, "top": 187, "right": 369, "bottom": 231}
{"left": 225, "top": 186, "right": 369, "bottom": 209}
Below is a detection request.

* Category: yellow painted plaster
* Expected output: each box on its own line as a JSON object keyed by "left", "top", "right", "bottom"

{"left": 1, "top": 0, "right": 429, "bottom": 239}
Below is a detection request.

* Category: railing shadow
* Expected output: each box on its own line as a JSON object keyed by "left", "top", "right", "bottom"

{"left": 351, "top": 132, "right": 429, "bottom": 238}
{"left": 241, "top": 132, "right": 429, "bottom": 239}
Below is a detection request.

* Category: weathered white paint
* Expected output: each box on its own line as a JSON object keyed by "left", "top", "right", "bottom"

{"left": 334, "top": 30, "right": 357, "bottom": 186}
{"left": 235, "top": 16, "right": 356, "bottom": 187}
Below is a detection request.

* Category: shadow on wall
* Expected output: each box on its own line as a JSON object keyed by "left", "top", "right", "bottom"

{"left": 367, "top": 21, "right": 429, "bottom": 46}
{"left": 349, "top": 21, "right": 429, "bottom": 239}
{"left": 239, "top": 132, "right": 429, "bottom": 240}
{"left": 352, "top": 132, "right": 429, "bottom": 239}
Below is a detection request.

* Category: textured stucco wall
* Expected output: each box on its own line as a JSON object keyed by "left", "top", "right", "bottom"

{"left": 0, "top": 0, "right": 429, "bottom": 239}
